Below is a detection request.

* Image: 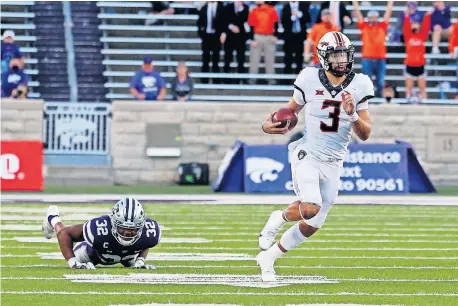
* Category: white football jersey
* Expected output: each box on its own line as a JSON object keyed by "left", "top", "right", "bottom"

{"left": 293, "top": 67, "right": 374, "bottom": 161}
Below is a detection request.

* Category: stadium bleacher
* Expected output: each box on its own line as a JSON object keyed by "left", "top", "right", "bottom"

{"left": 1, "top": 1, "right": 40, "bottom": 98}
{"left": 97, "top": 1, "right": 457, "bottom": 102}
{"left": 1, "top": 1, "right": 457, "bottom": 102}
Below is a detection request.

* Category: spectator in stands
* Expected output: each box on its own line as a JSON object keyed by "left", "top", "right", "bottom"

{"left": 129, "top": 57, "right": 166, "bottom": 101}
{"left": 171, "top": 61, "right": 193, "bottom": 101}
{"left": 353, "top": 1, "right": 393, "bottom": 97}
{"left": 1, "top": 58, "right": 28, "bottom": 99}
{"left": 248, "top": 1, "right": 279, "bottom": 85}
{"left": 382, "top": 82, "right": 399, "bottom": 104}
{"left": 1, "top": 30, "right": 24, "bottom": 74}
{"left": 403, "top": 9, "right": 433, "bottom": 101}
{"left": 281, "top": 1, "right": 311, "bottom": 77}
{"left": 305, "top": 9, "right": 340, "bottom": 67}
{"left": 197, "top": 1, "right": 225, "bottom": 84}
{"left": 318, "top": 1, "right": 352, "bottom": 30}
{"left": 221, "top": 1, "right": 249, "bottom": 84}
{"left": 430, "top": 1, "right": 452, "bottom": 54}
{"left": 394, "top": 1, "right": 424, "bottom": 43}
{"left": 146, "top": 1, "right": 175, "bottom": 25}
{"left": 450, "top": 21, "right": 458, "bottom": 99}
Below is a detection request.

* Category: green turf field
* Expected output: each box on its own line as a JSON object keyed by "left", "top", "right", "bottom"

{"left": 1, "top": 202, "right": 457, "bottom": 306}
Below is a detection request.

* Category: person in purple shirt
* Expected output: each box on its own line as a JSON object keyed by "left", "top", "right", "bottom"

{"left": 430, "top": 1, "right": 452, "bottom": 54}
{"left": 1, "top": 58, "right": 28, "bottom": 98}
{"left": 129, "top": 57, "right": 166, "bottom": 101}
{"left": 42, "top": 197, "right": 161, "bottom": 269}
{"left": 1, "top": 30, "right": 24, "bottom": 73}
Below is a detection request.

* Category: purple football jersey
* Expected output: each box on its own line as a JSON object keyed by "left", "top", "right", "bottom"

{"left": 82, "top": 215, "right": 160, "bottom": 265}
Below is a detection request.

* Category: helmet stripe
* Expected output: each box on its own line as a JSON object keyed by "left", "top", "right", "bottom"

{"left": 332, "top": 32, "right": 339, "bottom": 44}
{"left": 130, "top": 198, "right": 135, "bottom": 222}
{"left": 124, "top": 197, "right": 130, "bottom": 222}
{"left": 336, "top": 32, "right": 345, "bottom": 47}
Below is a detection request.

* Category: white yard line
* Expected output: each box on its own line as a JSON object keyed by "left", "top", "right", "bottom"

{"left": 3, "top": 236, "right": 458, "bottom": 244}
{"left": 2, "top": 276, "right": 458, "bottom": 283}
{"left": 2, "top": 193, "right": 458, "bottom": 206}
{"left": 1, "top": 237, "right": 212, "bottom": 244}
{"left": 2, "top": 291, "right": 458, "bottom": 297}
{"left": 3, "top": 253, "right": 458, "bottom": 260}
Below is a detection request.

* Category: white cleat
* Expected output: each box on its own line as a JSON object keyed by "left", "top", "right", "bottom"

{"left": 259, "top": 210, "right": 284, "bottom": 250}
{"left": 42, "top": 205, "right": 59, "bottom": 239}
{"left": 256, "top": 251, "right": 277, "bottom": 282}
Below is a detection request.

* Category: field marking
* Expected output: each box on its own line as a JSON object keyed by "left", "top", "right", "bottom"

{"left": 286, "top": 304, "right": 402, "bottom": 306}
{"left": 4, "top": 237, "right": 211, "bottom": 244}
{"left": 3, "top": 253, "right": 458, "bottom": 261}
{"left": 64, "top": 273, "right": 338, "bottom": 288}
{"left": 110, "top": 304, "right": 240, "bottom": 306}
{"left": 3, "top": 193, "right": 458, "bottom": 206}
{"left": 37, "top": 252, "right": 254, "bottom": 261}
{"left": 4, "top": 236, "right": 458, "bottom": 244}
{"left": 2, "top": 276, "right": 458, "bottom": 283}
{"left": 0, "top": 224, "right": 170, "bottom": 231}
{"left": 2, "top": 291, "right": 458, "bottom": 297}
{"left": 1, "top": 264, "right": 457, "bottom": 271}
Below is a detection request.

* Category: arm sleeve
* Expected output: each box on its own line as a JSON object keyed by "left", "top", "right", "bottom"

{"left": 15, "top": 46, "right": 23, "bottom": 58}
{"left": 292, "top": 68, "right": 308, "bottom": 105}
{"left": 129, "top": 72, "right": 138, "bottom": 89}
{"left": 357, "top": 20, "right": 365, "bottom": 31}
{"left": 403, "top": 15, "right": 411, "bottom": 41}
{"left": 21, "top": 73, "right": 29, "bottom": 85}
{"left": 356, "top": 75, "right": 375, "bottom": 111}
{"left": 82, "top": 220, "right": 95, "bottom": 247}
{"left": 420, "top": 14, "right": 431, "bottom": 41}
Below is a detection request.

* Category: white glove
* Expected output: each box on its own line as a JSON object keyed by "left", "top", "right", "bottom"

{"left": 133, "top": 257, "right": 156, "bottom": 270}
{"left": 67, "top": 257, "right": 96, "bottom": 270}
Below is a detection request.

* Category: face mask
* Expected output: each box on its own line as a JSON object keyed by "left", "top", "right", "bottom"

{"left": 412, "top": 28, "right": 419, "bottom": 34}
{"left": 11, "top": 65, "right": 19, "bottom": 72}
{"left": 385, "top": 97, "right": 392, "bottom": 103}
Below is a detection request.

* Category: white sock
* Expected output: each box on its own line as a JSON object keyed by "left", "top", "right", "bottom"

{"left": 269, "top": 210, "right": 287, "bottom": 228}
{"left": 279, "top": 223, "right": 308, "bottom": 251}
{"left": 50, "top": 217, "right": 62, "bottom": 228}
{"left": 265, "top": 243, "right": 285, "bottom": 261}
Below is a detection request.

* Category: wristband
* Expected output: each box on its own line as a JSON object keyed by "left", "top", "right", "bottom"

{"left": 67, "top": 257, "right": 77, "bottom": 268}
{"left": 348, "top": 112, "right": 359, "bottom": 123}
{"left": 261, "top": 121, "right": 267, "bottom": 133}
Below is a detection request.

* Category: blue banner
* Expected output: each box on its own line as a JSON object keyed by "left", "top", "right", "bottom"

{"left": 340, "top": 143, "right": 409, "bottom": 194}
{"left": 214, "top": 141, "right": 435, "bottom": 194}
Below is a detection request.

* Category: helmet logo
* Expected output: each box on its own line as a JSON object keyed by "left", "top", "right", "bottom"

{"left": 320, "top": 41, "right": 329, "bottom": 47}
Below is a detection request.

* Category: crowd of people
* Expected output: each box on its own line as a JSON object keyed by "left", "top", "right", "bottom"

{"left": 2, "top": 1, "right": 457, "bottom": 102}
{"left": 130, "top": 1, "right": 457, "bottom": 102}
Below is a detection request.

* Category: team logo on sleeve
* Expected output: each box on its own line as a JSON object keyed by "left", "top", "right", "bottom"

{"left": 298, "top": 150, "right": 307, "bottom": 160}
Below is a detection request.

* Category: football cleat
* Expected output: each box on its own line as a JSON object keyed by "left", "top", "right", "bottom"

{"left": 42, "top": 205, "right": 59, "bottom": 239}
{"left": 259, "top": 210, "right": 284, "bottom": 250}
{"left": 255, "top": 251, "right": 277, "bottom": 282}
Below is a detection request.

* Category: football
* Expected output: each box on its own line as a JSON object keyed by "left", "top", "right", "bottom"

{"left": 271, "top": 108, "right": 298, "bottom": 131}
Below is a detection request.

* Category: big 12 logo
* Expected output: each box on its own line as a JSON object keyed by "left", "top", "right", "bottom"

{"left": 0, "top": 153, "right": 24, "bottom": 180}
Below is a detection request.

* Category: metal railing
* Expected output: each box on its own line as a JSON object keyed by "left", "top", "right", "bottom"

{"left": 43, "top": 102, "right": 112, "bottom": 155}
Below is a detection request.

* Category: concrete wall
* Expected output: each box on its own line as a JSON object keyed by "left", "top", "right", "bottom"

{"left": 1, "top": 99, "right": 44, "bottom": 141}
{"left": 112, "top": 101, "right": 458, "bottom": 186}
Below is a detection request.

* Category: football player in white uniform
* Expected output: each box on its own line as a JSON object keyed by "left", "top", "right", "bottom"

{"left": 257, "top": 31, "right": 374, "bottom": 281}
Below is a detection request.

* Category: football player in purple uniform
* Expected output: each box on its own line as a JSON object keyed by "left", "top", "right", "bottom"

{"left": 42, "top": 197, "right": 161, "bottom": 269}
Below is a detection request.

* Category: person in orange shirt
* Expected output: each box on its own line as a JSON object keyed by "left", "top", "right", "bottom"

{"left": 248, "top": 1, "right": 279, "bottom": 85}
{"left": 353, "top": 1, "right": 393, "bottom": 97}
{"left": 449, "top": 21, "right": 458, "bottom": 99}
{"left": 305, "top": 9, "right": 340, "bottom": 68}
{"left": 403, "top": 9, "right": 432, "bottom": 101}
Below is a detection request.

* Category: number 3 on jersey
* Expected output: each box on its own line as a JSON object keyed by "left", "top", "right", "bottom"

{"left": 320, "top": 99, "right": 342, "bottom": 133}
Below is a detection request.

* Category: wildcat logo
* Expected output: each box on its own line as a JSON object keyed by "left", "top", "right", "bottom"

{"left": 246, "top": 157, "right": 285, "bottom": 184}
{"left": 315, "top": 89, "right": 324, "bottom": 95}
{"left": 320, "top": 41, "right": 329, "bottom": 47}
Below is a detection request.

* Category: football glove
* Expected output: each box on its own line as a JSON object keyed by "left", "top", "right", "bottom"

{"left": 133, "top": 257, "right": 156, "bottom": 270}
{"left": 67, "top": 257, "right": 96, "bottom": 269}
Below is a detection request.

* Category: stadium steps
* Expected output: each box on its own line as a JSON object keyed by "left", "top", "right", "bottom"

{"left": 71, "top": 1, "right": 108, "bottom": 102}
{"left": 32, "top": 1, "right": 70, "bottom": 101}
